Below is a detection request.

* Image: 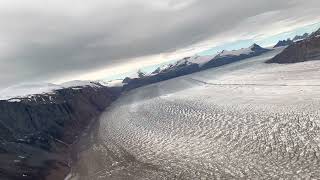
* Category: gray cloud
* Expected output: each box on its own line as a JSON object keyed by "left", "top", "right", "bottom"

{"left": 0, "top": 0, "right": 320, "bottom": 88}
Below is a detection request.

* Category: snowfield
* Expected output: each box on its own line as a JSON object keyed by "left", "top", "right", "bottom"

{"left": 0, "top": 83, "right": 61, "bottom": 101}
{"left": 0, "top": 80, "right": 124, "bottom": 101}
{"left": 70, "top": 48, "right": 320, "bottom": 179}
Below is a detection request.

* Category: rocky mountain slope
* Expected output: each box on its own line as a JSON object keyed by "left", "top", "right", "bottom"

{"left": 0, "top": 82, "right": 121, "bottom": 180}
{"left": 266, "top": 28, "right": 320, "bottom": 64}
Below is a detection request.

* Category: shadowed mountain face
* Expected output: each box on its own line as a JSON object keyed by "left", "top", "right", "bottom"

{"left": 0, "top": 84, "right": 120, "bottom": 180}
{"left": 267, "top": 28, "right": 320, "bottom": 64}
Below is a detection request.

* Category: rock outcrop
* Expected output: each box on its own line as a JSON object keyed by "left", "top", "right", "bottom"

{"left": 0, "top": 84, "right": 121, "bottom": 180}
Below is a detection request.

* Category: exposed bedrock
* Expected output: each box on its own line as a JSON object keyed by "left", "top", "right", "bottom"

{"left": 0, "top": 85, "right": 121, "bottom": 180}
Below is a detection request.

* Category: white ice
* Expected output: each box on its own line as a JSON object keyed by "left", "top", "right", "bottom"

{"left": 0, "top": 80, "right": 122, "bottom": 101}
{"left": 89, "top": 47, "right": 320, "bottom": 179}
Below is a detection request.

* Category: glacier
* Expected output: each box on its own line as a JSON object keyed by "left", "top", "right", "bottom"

{"left": 68, "top": 48, "right": 320, "bottom": 179}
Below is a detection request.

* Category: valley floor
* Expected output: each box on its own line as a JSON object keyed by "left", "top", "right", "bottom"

{"left": 68, "top": 48, "right": 320, "bottom": 179}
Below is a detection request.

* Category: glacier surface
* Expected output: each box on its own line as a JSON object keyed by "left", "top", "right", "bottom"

{"left": 69, "top": 48, "right": 320, "bottom": 179}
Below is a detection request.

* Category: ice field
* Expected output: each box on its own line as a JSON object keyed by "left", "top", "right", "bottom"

{"left": 69, "top": 48, "right": 320, "bottom": 179}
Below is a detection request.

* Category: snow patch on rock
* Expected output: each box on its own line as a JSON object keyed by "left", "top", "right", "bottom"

{"left": 0, "top": 79, "right": 124, "bottom": 101}
{"left": 0, "top": 83, "right": 61, "bottom": 100}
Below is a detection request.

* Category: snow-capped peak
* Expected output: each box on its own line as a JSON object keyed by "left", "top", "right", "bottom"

{"left": 186, "top": 55, "right": 214, "bottom": 66}
{"left": 217, "top": 48, "right": 252, "bottom": 57}
{"left": 175, "top": 58, "right": 193, "bottom": 66}
{"left": 0, "top": 80, "right": 124, "bottom": 101}
{"left": 217, "top": 44, "right": 265, "bottom": 57}
{"left": 0, "top": 83, "right": 62, "bottom": 101}
{"left": 97, "top": 79, "right": 125, "bottom": 87}
{"left": 60, "top": 80, "right": 100, "bottom": 88}
{"left": 249, "top": 43, "right": 263, "bottom": 50}
{"left": 152, "top": 58, "right": 194, "bottom": 74}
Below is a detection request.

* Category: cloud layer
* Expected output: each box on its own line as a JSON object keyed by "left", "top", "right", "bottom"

{"left": 0, "top": 0, "right": 320, "bottom": 88}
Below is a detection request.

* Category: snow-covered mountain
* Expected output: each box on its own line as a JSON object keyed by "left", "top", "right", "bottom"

{"left": 0, "top": 80, "right": 125, "bottom": 102}
{"left": 216, "top": 44, "right": 265, "bottom": 57}
{"left": 201, "top": 43, "right": 270, "bottom": 69}
{"left": 150, "top": 43, "right": 269, "bottom": 76}
{"left": 152, "top": 58, "right": 194, "bottom": 74}
{"left": 186, "top": 55, "right": 215, "bottom": 66}
{"left": 0, "top": 83, "right": 61, "bottom": 101}
{"left": 123, "top": 44, "right": 271, "bottom": 91}
{"left": 152, "top": 55, "right": 214, "bottom": 75}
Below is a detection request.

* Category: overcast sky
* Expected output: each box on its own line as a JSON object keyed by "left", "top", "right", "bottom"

{"left": 0, "top": 0, "right": 320, "bottom": 88}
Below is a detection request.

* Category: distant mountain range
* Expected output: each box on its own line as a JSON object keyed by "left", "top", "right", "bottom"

{"left": 267, "top": 28, "right": 320, "bottom": 63}
{"left": 123, "top": 28, "right": 319, "bottom": 90}
{"left": 201, "top": 44, "right": 270, "bottom": 69}
{"left": 123, "top": 44, "right": 271, "bottom": 91}
{"left": 273, "top": 33, "right": 310, "bottom": 48}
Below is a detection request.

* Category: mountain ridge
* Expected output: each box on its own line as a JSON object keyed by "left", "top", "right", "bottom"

{"left": 266, "top": 28, "right": 320, "bottom": 64}
{"left": 201, "top": 44, "right": 270, "bottom": 70}
{"left": 123, "top": 44, "right": 271, "bottom": 91}
{"left": 0, "top": 82, "right": 121, "bottom": 179}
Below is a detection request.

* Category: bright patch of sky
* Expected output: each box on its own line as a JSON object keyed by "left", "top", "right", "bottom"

{"left": 199, "top": 22, "right": 320, "bottom": 56}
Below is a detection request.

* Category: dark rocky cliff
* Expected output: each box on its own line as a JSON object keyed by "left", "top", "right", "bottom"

{"left": 266, "top": 28, "right": 320, "bottom": 64}
{"left": 0, "top": 84, "right": 121, "bottom": 180}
